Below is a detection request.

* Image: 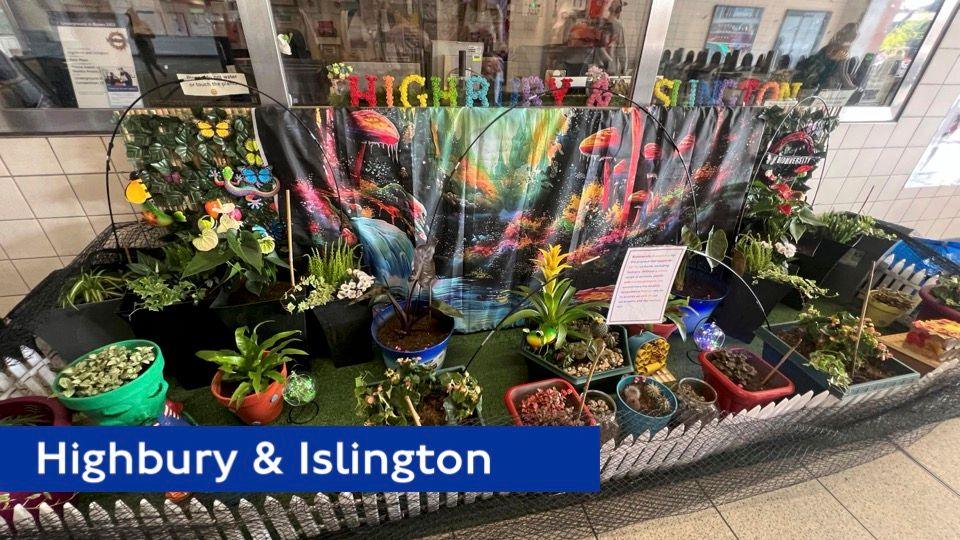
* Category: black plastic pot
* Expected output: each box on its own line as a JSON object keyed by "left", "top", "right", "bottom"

{"left": 210, "top": 291, "right": 310, "bottom": 370}
{"left": 121, "top": 295, "right": 227, "bottom": 390}
{"left": 820, "top": 233, "right": 899, "bottom": 305}
{"left": 711, "top": 275, "right": 791, "bottom": 343}
{"left": 35, "top": 299, "right": 134, "bottom": 361}
{"left": 310, "top": 300, "right": 373, "bottom": 367}
{"left": 783, "top": 237, "right": 853, "bottom": 309}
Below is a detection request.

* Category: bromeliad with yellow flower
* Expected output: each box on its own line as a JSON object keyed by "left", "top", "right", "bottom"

{"left": 502, "top": 244, "right": 607, "bottom": 348}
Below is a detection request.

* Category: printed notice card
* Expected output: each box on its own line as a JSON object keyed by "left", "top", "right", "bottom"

{"left": 606, "top": 246, "right": 686, "bottom": 325}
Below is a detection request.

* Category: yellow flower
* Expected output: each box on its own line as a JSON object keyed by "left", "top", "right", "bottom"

{"left": 534, "top": 244, "right": 571, "bottom": 294}
{"left": 258, "top": 235, "right": 276, "bottom": 254}
{"left": 216, "top": 214, "right": 241, "bottom": 233}
{"left": 197, "top": 215, "right": 216, "bottom": 231}
{"left": 192, "top": 228, "right": 219, "bottom": 251}
{"left": 124, "top": 179, "right": 151, "bottom": 204}
{"left": 197, "top": 120, "right": 230, "bottom": 138}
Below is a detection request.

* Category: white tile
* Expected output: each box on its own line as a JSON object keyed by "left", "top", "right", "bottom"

{"left": 886, "top": 117, "right": 921, "bottom": 147}
{"left": 0, "top": 156, "right": 8, "bottom": 176}
{"left": 0, "top": 138, "right": 62, "bottom": 176}
{"left": 943, "top": 15, "right": 960, "bottom": 48}
{"left": 936, "top": 185, "right": 959, "bottom": 197}
{"left": 67, "top": 173, "right": 133, "bottom": 216}
{"left": 839, "top": 123, "right": 871, "bottom": 149}
{"left": 39, "top": 217, "right": 97, "bottom": 257}
{"left": 867, "top": 123, "right": 896, "bottom": 148}
{"left": 834, "top": 177, "right": 868, "bottom": 204}
{"left": 876, "top": 174, "right": 909, "bottom": 201}
{"left": 0, "top": 295, "right": 24, "bottom": 317}
{"left": 12, "top": 257, "right": 63, "bottom": 289}
{"left": 869, "top": 200, "right": 893, "bottom": 220}
{"left": 14, "top": 175, "right": 85, "bottom": 218}
{"left": 811, "top": 177, "right": 842, "bottom": 205}
{"left": 0, "top": 177, "right": 36, "bottom": 219}
{"left": 885, "top": 198, "right": 914, "bottom": 222}
{"left": 102, "top": 137, "right": 136, "bottom": 173}
{"left": 849, "top": 149, "right": 882, "bottom": 177}
{"left": 88, "top": 214, "right": 136, "bottom": 234}
{"left": 928, "top": 219, "right": 951, "bottom": 239}
{"left": 829, "top": 124, "right": 849, "bottom": 148}
{"left": 0, "top": 260, "right": 28, "bottom": 296}
{"left": 893, "top": 147, "right": 927, "bottom": 175}
{"left": 824, "top": 149, "right": 858, "bottom": 178}
{"left": 926, "top": 86, "right": 960, "bottom": 118}
{"left": 904, "top": 197, "right": 935, "bottom": 221}
{"left": 920, "top": 48, "right": 960, "bottom": 85}
{"left": 910, "top": 117, "right": 944, "bottom": 148}
{"left": 946, "top": 55, "right": 960, "bottom": 84}
{"left": 858, "top": 176, "right": 885, "bottom": 203}
{"left": 902, "top": 85, "right": 940, "bottom": 117}
{"left": 0, "top": 219, "right": 56, "bottom": 259}
{"left": 47, "top": 137, "right": 107, "bottom": 175}
{"left": 871, "top": 148, "right": 904, "bottom": 176}
{"left": 945, "top": 217, "right": 960, "bottom": 239}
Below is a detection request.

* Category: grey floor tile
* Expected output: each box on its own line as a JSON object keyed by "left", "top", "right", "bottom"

{"left": 583, "top": 477, "right": 713, "bottom": 535}
{"left": 901, "top": 417, "right": 960, "bottom": 494}
{"left": 597, "top": 507, "right": 735, "bottom": 539}
{"left": 819, "top": 451, "right": 960, "bottom": 539}
{"left": 452, "top": 503, "right": 596, "bottom": 539}
{"left": 718, "top": 479, "right": 872, "bottom": 540}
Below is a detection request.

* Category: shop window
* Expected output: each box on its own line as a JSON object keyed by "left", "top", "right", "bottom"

{"left": 0, "top": 0, "right": 259, "bottom": 110}
{"left": 655, "top": 0, "right": 948, "bottom": 109}
{"left": 270, "top": 0, "right": 651, "bottom": 106}
{"left": 906, "top": 94, "right": 960, "bottom": 188}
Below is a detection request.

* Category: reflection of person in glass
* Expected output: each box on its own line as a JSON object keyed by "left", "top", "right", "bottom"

{"left": 598, "top": 0, "right": 627, "bottom": 74}
{"left": 795, "top": 23, "right": 859, "bottom": 91}
{"left": 346, "top": 0, "right": 429, "bottom": 63}
{"left": 126, "top": 9, "right": 166, "bottom": 85}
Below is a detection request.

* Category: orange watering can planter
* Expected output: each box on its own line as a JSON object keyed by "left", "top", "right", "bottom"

{"left": 211, "top": 364, "right": 287, "bottom": 425}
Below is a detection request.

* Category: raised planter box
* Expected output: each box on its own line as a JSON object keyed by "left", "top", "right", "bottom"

{"left": 699, "top": 348, "right": 794, "bottom": 413}
{"left": 756, "top": 322, "right": 919, "bottom": 398}
{"left": 519, "top": 326, "right": 633, "bottom": 393}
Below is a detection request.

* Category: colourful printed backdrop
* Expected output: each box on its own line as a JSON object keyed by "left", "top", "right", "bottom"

{"left": 255, "top": 106, "right": 765, "bottom": 331}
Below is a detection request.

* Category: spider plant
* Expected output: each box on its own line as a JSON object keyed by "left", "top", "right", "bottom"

{"left": 59, "top": 269, "right": 126, "bottom": 309}
{"left": 196, "top": 322, "right": 308, "bottom": 406}
{"left": 501, "top": 245, "right": 607, "bottom": 348}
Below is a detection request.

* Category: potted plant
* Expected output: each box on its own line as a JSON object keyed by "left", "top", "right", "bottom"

{"left": 698, "top": 348, "right": 794, "bottom": 412}
{"left": 755, "top": 307, "right": 919, "bottom": 397}
{"left": 355, "top": 359, "right": 483, "bottom": 425}
{"left": 615, "top": 375, "right": 677, "bottom": 435}
{"left": 866, "top": 288, "right": 920, "bottom": 327}
{"left": 918, "top": 276, "right": 960, "bottom": 322}
{"left": 672, "top": 227, "right": 729, "bottom": 334}
{"left": 122, "top": 244, "right": 227, "bottom": 389}
{"left": 0, "top": 397, "right": 75, "bottom": 530}
{"left": 284, "top": 240, "right": 376, "bottom": 367}
{"left": 713, "top": 235, "right": 829, "bottom": 342}
{"left": 521, "top": 319, "right": 632, "bottom": 392}
{"left": 35, "top": 266, "right": 134, "bottom": 361}
{"left": 53, "top": 340, "right": 167, "bottom": 425}
{"left": 672, "top": 377, "right": 718, "bottom": 426}
{"left": 197, "top": 323, "right": 307, "bottom": 425}
{"left": 818, "top": 212, "right": 901, "bottom": 304}
{"left": 504, "top": 378, "right": 596, "bottom": 426}
{"left": 583, "top": 389, "right": 618, "bottom": 442}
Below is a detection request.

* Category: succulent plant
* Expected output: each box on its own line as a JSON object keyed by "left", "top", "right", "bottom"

{"left": 58, "top": 345, "right": 156, "bottom": 398}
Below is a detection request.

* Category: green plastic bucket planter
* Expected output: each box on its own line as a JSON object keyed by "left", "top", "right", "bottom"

{"left": 53, "top": 340, "right": 168, "bottom": 426}
{"left": 755, "top": 322, "right": 919, "bottom": 398}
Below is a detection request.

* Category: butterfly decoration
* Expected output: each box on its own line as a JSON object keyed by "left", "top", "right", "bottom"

{"left": 240, "top": 166, "right": 273, "bottom": 186}
{"left": 244, "top": 138, "right": 263, "bottom": 166}
{"left": 197, "top": 120, "right": 230, "bottom": 138}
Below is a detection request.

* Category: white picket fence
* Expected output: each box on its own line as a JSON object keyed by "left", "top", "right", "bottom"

{"left": 5, "top": 357, "right": 957, "bottom": 539}
{"left": 1, "top": 346, "right": 59, "bottom": 400}
{"left": 858, "top": 252, "right": 940, "bottom": 300}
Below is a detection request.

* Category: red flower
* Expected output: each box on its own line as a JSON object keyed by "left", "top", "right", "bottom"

{"left": 771, "top": 182, "right": 793, "bottom": 199}
{"left": 795, "top": 165, "right": 813, "bottom": 174}
{"left": 777, "top": 204, "right": 793, "bottom": 216}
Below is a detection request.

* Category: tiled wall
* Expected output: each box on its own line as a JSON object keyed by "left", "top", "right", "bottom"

{"left": 809, "top": 11, "right": 960, "bottom": 239}
{"left": 0, "top": 136, "right": 137, "bottom": 316}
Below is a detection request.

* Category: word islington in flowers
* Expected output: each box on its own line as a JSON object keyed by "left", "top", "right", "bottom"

{"left": 5, "top": 426, "right": 599, "bottom": 492}
{"left": 346, "top": 73, "right": 611, "bottom": 107}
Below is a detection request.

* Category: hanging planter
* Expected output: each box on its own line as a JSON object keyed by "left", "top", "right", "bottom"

{"left": 53, "top": 340, "right": 168, "bottom": 426}
{"left": 699, "top": 348, "right": 794, "bottom": 412}
{"left": 371, "top": 301, "right": 455, "bottom": 369}
{"left": 615, "top": 375, "right": 677, "bottom": 435}
{"left": 0, "top": 397, "right": 75, "bottom": 531}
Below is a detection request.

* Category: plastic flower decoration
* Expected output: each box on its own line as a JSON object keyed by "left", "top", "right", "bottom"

{"left": 192, "top": 216, "right": 219, "bottom": 252}
{"left": 775, "top": 241, "right": 797, "bottom": 258}
{"left": 197, "top": 120, "right": 230, "bottom": 139}
{"left": 535, "top": 244, "right": 572, "bottom": 296}
{"left": 257, "top": 235, "right": 276, "bottom": 254}
{"left": 336, "top": 269, "right": 375, "bottom": 300}
{"left": 216, "top": 213, "right": 241, "bottom": 233}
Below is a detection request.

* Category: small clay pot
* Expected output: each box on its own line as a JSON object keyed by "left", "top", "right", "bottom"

{"left": 212, "top": 364, "right": 287, "bottom": 425}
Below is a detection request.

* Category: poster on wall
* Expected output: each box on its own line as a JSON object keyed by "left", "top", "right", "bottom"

{"left": 705, "top": 5, "right": 763, "bottom": 54}
{"left": 51, "top": 12, "right": 141, "bottom": 109}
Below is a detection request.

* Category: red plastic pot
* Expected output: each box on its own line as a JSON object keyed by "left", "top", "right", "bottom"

{"left": 917, "top": 286, "right": 960, "bottom": 322}
{"left": 504, "top": 378, "right": 596, "bottom": 426}
{"left": 626, "top": 322, "right": 678, "bottom": 339}
{"left": 0, "top": 397, "right": 76, "bottom": 530}
{"left": 211, "top": 364, "right": 287, "bottom": 425}
{"left": 699, "top": 349, "right": 795, "bottom": 413}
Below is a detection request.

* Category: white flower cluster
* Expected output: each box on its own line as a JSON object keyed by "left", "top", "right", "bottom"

{"left": 775, "top": 241, "right": 797, "bottom": 258}
{"left": 337, "top": 269, "right": 375, "bottom": 300}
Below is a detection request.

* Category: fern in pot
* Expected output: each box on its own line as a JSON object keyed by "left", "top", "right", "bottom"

{"left": 197, "top": 322, "right": 307, "bottom": 425}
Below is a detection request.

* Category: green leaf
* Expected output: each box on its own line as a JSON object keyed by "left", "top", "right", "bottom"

{"left": 182, "top": 249, "right": 229, "bottom": 278}
{"left": 788, "top": 219, "right": 805, "bottom": 242}
{"left": 704, "top": 228, "right": 728, "bottom": 270}
{"left": 228, "top": 231, "right": 263, "bottom": 272}
{"left": 431, "top": 300, "right": 463, "bottom": 319}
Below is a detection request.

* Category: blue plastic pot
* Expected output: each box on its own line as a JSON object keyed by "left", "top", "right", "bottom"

{"left": 673, "top": 268, "right": 728, "bottom": 334}
{"left": 615, "top": 375, "right": 677, "bottom": 435}
{"left": 371, "top": 302, "right": 455, "bottom": 369}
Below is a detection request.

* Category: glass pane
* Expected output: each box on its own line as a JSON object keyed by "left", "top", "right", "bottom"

{"left": 655, "top": 0, "right": 947, "bottom": 108}
{"left": 271, "top": 0, "right": 651, "bottom": 106}
{"left": 0, "top": 0, "right": 259, "bottom": 109}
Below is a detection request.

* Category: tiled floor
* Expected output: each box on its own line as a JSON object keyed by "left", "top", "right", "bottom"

{"left": 438, "top": 418, "right": 960, "bottom": 539}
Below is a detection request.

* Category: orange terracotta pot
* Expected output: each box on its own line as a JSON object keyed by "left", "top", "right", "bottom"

{"left": 211, "top": 364, "right": 286, "bottom": 425}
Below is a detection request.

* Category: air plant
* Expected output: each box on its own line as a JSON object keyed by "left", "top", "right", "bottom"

{"left": 501, "top": 244, "right": 608, "bottom": 348}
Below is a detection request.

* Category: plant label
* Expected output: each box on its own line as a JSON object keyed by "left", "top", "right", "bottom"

{"left": 606, "top": 246, "right": 686, "bottom": 325}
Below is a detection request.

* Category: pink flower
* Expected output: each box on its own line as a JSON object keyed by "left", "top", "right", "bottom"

{"left": 778, "top": 204, "right": 793, "bottom": 216}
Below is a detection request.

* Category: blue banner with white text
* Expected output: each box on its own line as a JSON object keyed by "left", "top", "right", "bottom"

{"left": 1, "top": 426, "right": 600, "bottom": 492}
